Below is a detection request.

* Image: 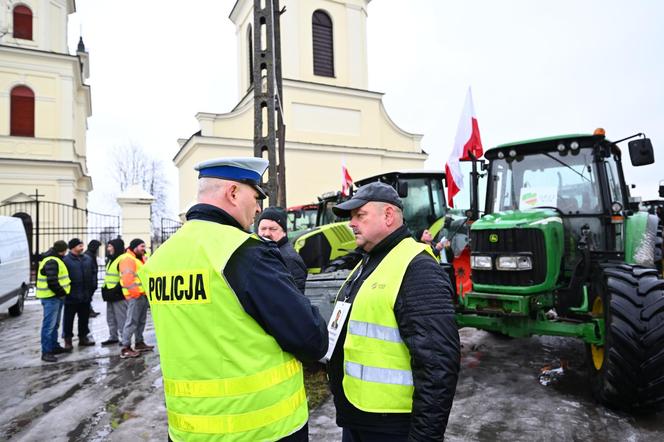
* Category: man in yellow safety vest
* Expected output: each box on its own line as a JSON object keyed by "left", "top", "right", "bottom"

{"left": 140, "top": 157, "right": 328, "bottom": 441}
{"left": 326, "top": 182, "right": 460, "bottom": 441}
{"left": 36, "top": 240, "right": 71, "bottom": 362}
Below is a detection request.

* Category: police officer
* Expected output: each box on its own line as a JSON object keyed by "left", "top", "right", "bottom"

{"left": 326, "top": 182, "right": 460, "bottom": 441}
{"left": 140, "top": 157, "right": 328, "bottom": 442}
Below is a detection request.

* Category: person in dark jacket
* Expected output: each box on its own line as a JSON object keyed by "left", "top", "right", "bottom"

{"left": 257, "top": 206, "right": 308, "bottom": 293}
{"left": 63, "top": 238, "right": 97, "bottom": 349}
{"left": 101, "top": 238, "right": 127, "bottom": 346}
{"left": 38, "top": 240, "right": 70, "bottom": 362}
{"left": 85, "top": 240, "right": 102, "bottom": 318}
{"left": 327, "top": 182, "right": 460, "bottom": 441}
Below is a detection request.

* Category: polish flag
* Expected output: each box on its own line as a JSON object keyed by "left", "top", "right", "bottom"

{"left": 445, "top": 87, "right": 483, "bottom": 207}
{"left": 341, "top": 164, "right": 354, "bottom": 196}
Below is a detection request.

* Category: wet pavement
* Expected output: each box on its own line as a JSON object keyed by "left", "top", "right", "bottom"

{"left": 1, "top": 297, "right": 663, "bottom": 441}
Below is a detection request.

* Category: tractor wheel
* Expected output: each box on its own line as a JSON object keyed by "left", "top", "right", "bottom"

{"left": 586, "top": 263, "right": 664, "bottom": 412}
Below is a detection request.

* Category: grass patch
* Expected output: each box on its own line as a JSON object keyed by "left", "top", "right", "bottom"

{"left": 304, "top": 367, "right": 330, "bottom": 410}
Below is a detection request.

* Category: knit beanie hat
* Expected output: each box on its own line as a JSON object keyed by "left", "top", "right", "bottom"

{"left": 53, "top": 240, "right": 68, "bottom": 254}
{"left": 68, "top": 238, "right": 83, "bottom": 249}
{"left": 257, "top": 207, "right": 288, "bottom": 233}
{"left": 87, "top": 239, "right": 101, "bottom": 253}
{"left": 129, "top": 238, "right": 145, "bottom": 250}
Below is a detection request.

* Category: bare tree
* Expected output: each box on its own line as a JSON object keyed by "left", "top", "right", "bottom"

{"left": 108, "top": 144, "right": 173, "bottom": 238}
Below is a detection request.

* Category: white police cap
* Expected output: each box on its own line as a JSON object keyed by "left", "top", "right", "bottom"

{"left": 195, "top": 157, "right": 269, "bottom": 199}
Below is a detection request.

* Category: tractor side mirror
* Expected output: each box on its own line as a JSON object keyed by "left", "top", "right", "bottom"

{"left": 628, "top": 138, "right": 654, "bottom": 166}
{"left": 396, "top": 180, "right": 409, "bottom": 198}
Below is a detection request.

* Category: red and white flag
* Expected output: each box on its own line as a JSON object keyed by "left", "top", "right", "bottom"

{"left": 445, "top": 87, "right": 483, "bottom": 207}
{"left": 341, "top": 164, "right": 354, "bottom": 196}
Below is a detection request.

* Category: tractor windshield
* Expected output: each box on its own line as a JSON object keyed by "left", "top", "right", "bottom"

{"left": 488, "top": 149, "right": 602, "bottom": 214}
{"left": 401, "top": 177, "right": 446, "bottom": 233}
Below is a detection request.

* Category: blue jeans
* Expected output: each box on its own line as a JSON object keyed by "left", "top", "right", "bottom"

{"left": 41, "top": 297, "right": 64, "bottom": 353}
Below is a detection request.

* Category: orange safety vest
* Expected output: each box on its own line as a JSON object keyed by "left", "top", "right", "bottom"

{"left": 119, "top": 250, "right": 145, "bottom": 299}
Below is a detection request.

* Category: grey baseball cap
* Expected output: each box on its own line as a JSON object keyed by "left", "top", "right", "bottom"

{"left": 332, "top": 182, "right": 403, "bottom": 217}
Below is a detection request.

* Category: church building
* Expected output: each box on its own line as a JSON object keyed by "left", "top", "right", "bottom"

{"left": 0, "top": 0, "right": 92, "bottom": 208}
{"left": 175, "top": 0, "right": 427, "bottom": 213}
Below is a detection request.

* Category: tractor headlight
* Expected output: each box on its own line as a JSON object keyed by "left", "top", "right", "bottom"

{"left": 471, "top": 255, "right": 492, "bottom": 270}
{"left": 496, "top": 255, "right": 532, "bottom": 271}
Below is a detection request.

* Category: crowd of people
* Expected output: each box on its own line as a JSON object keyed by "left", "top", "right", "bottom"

{"left": 137, "top": 157, "right": 460, "bottom": 442}
{"left": 36, "top": 236, "right": 154, "bottom": 362}
{"left": 35, "top": 155, "right": 461, "bottom": 441}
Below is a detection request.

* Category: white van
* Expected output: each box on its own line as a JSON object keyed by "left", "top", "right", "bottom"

{"left": 0, "top": 216, "right": 30, "bottom": 316}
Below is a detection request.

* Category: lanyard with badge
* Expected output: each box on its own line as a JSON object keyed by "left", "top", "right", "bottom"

{"left": 319, "top": 260, "right": 366, "bottom": 363}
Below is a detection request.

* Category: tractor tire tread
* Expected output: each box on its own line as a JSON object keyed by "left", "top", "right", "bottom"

{"left": 591, "top": 264, "right": 664, "bottom": 412}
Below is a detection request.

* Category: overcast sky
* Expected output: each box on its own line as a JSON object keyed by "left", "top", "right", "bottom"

{"left": 67, "top": 0, "right": 664, "bottom": 213}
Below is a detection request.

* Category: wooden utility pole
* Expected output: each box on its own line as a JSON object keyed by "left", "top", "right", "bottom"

{"left": 253, "top": 0, "right": 286, "bottom": 207}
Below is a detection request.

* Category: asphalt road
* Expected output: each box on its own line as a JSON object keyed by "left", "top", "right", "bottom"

{"left": 0, "top": 296, "right": 662, "bottom": 441}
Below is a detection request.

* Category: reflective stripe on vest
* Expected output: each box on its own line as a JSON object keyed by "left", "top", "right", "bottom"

{"left": 140, "top": 220, "right": 307, "bottom": 441}
{"left": 345, "top": 361, "right": 413, "bottom": 386}
{"left": 103, "top": 255, "right": 123, "bottom": 289}
{"left": 119, "top": 253, "right": 144, "bottom": 298}
{"left": 342, "top": 237, "right": 434, "bottom": 413}
{"left": 167, "top": 388, "right": 306, "bottom": 435}
{"left": 348, "top": 320, "right": 403, "bottom": 343}
{"left": 35, "top": 256, "right": 71, "bottom": 299}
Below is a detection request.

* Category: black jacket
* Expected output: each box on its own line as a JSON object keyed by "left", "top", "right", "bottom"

{"left": 40, "top": 249, "right": 68, "bottom": 298}
{"left": 63, "top": 252, "right": 96, "bottom": 304}
{"left": 328, "top": 225, "right": 460, "bottom": 441}
{"left": 276, "top": 236, "right": 308, "bottom": 293}
{"left": 85, "top": 239, "right": 101, "bottom": 295}
{"left": 186, "top": 203, "right": 328, "bottom": 363}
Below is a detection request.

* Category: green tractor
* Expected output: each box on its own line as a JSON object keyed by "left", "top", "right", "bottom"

{"left": 456, "top": 131, "right": 664, "bottom": 411}
{"left": 294, "top": 170, "right": 464, "bottom": 274}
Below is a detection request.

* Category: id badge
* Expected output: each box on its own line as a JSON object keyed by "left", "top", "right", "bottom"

{"left": 319, "top": 301, "right": 352, "bottom": 363}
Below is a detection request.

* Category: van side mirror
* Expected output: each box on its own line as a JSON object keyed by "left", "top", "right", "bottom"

{"left": 628, "top": 138, "right": 654, "bottom": 166}
{"left": 396, "top": 180, "right": 409, "bottom": 198}
{"left": 659, "top": 180, "right": 664, "bottom": 198}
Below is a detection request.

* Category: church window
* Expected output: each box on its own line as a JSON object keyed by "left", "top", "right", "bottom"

{"left": 13, "top": 5, "right": 33, "bottom": 40}
{"left": 312, "top": 10, "right": 334, "bottom": 77}
{"left": 10, "top": 85, "right": 35, "bottom": 137}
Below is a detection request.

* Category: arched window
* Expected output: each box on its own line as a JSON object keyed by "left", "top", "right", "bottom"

{"left": 10, "top": 85, "right": 35, "bottom": 137}
{"left": 312, "top": 10, "right": 334, "bottom": 77}
{"left": 13, "top": 5, "right": 33, "bottom": 40}
{"left": 248, "top": 24, "right": 254, "bottom": 85}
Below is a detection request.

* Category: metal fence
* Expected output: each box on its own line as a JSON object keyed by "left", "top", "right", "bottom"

{"left": 0, "top": 191, "right": 120, "bottom": 277}
{"left": 153, "top": 217, "right": 183, "bottom": 250}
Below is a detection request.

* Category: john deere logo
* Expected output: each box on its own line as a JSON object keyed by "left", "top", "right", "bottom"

{"left": 489, "top": 234, "right": 499, "bottom": 243}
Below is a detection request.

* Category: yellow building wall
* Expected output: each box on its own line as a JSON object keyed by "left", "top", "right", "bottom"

{"left": 0, "top": 1, "right": 91, "bottom": 209}
{"left": 178, "top": 0, "right": 426, "bottom": 214}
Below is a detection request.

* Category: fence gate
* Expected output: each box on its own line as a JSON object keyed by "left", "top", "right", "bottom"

{"left": 155, "top": 217, "right": 183, "bottom": 249}
{"left": 0, "top": 191, "right": 120, "bottom": 277}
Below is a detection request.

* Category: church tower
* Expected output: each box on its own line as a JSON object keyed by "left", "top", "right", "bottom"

{"left": 175, "top": 0, "right": 426, "bottom": 212}
{"left": 0, "top": 0, "right": 92, "bottom": 208}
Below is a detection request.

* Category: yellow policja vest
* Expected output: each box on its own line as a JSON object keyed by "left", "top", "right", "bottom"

{"left": 342, "top": 237, "right": 434, "bottom": 413}
{"left": 35, "top": 256, "right": 71, "bottom": 299}
{"left": 140, "top": 220, "right": 307, "bottom": 442}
